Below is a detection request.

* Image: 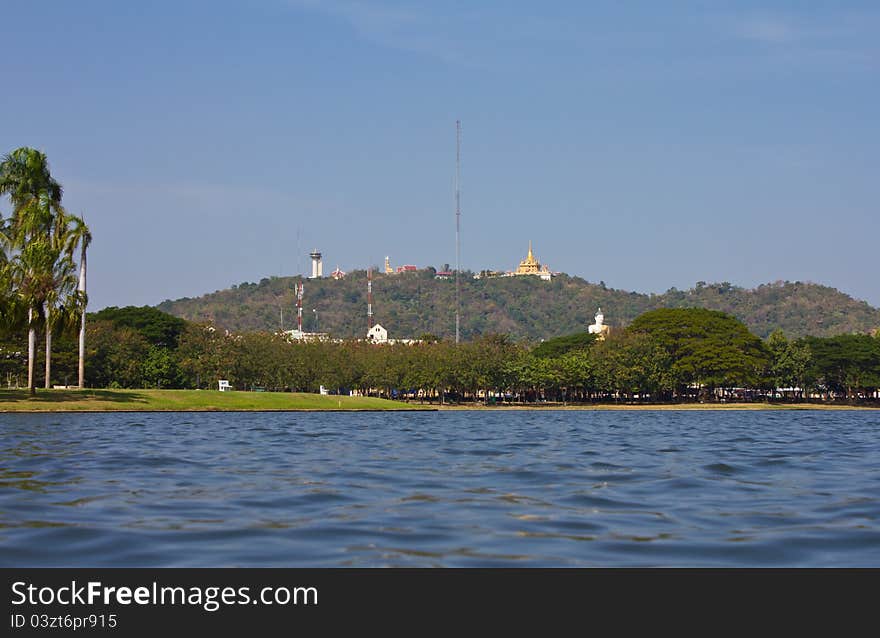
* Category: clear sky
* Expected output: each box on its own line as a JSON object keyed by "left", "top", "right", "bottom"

{"left": 2, "top": 0, "right": 878, "bottom": 310}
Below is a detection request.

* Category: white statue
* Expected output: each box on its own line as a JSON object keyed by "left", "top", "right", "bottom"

{"left": 588, "top": 308, "right": 609, "bottom": 338}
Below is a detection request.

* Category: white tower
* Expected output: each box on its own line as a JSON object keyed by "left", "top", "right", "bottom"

{"left": 309, "top": 250, "right": 323, "bottom": 279}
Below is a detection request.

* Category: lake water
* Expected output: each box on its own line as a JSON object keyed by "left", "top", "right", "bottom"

{"left": 1, "top": 410, "right": 878, "bottom": 567}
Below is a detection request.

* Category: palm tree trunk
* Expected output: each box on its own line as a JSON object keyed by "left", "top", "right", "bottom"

{"left": 45, "top": 314, "right": 52, "bottom": 390}
{"left": 27, "top": 315, "right": 36, "bottom": 395}
{"left": 78, "top": 248, "right": 87, "bottom": 388}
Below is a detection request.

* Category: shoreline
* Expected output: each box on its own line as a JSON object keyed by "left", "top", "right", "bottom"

{"left": 0, "top": 407, "right": 437, "bottom": 413}
{"left": 1, "top": 402, "right": 875, "bottom": 414}
{"left": 0, "top": 388, "right": 875, "bottom": 413}
{"left": 433, "top": 402, "right": 878, "bottom": 411}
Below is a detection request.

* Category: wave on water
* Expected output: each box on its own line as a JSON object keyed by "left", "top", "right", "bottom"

{"left": 1, "top": 410, "right": 878, "bottom": 567}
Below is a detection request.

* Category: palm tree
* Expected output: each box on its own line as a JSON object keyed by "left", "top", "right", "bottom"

{"left": 0, "top": 148, "right": 65, "bottom": 393}
{"left": 35, "top": 211, "right": 89, "bottom": 390}
{"left": 60, "top": 215, "right": 91, "bottom": 388}
{"left": 43, "top": 259, "right": 82, "bottom": 389}
{"left": 0, "top": 148, "right": 63, "bottom": 218}
{"left": 8, "top": 240, "right": 80, "bottom": 393}
{"left": 1, "top": 149, "right": 89, "bottom": 391}
{"left": 7, "top": 239, "right": 73, "bottom": 393}
{"left": 0, "top": 148, "right": 63, "bottom": 249}
{"left": 0, "top": 215, "right": 17, "bottom": 334}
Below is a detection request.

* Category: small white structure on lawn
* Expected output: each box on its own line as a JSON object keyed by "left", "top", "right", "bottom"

{"left": 218, "top": 379, "right": 232, "bottom": 391}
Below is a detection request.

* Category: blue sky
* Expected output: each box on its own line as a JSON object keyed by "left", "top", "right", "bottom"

{"left": 2, "top": 0, "right": 878, "bottom": 309}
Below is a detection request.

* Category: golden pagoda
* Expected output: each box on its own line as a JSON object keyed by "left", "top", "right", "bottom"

{"left": 513, "top": 241, "right": 552, "bottom": 280}
{"left": 516, "top": 241, "right": 540, "bottom": 274}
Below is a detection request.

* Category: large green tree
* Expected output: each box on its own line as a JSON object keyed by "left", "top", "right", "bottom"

{"left": 91, "top": 306, "right": 186, "bottom": 347}
{"left": 85, "top": 321, "right": 149, "bottom": 388}
{"left": 176, "top": 323, "right": 238, "bottom": 389}
{"left": 766, "top": 330, "right": 812, "bottom": 398}
{"left": 802, "top": 334, "right": 880, "bottom": 398}
{"left": 627, "top": 308, "right": 770, "bottom": 398}
{"left": 532, "top": 332, "right": 597, "bottom": 359}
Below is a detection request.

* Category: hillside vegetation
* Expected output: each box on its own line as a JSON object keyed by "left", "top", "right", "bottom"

{"left": 157, "top": 272, "right": 880, "bottom": 341}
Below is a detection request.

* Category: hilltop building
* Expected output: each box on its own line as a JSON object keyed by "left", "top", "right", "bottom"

{"left": 331, "top": 266, "right": 346, "bottom": 280}
{"left": 588, "top": 308, "right": 610, "bottom": 340}
{"left": 473, "top": 241, "right": 553, "bottom": 281}
{"left": 384, "top": 256, "right": 418, "bottom": 274}
{"left": 515, "top": 241, "right": 551, "bottom": 278}
{"left": 309, "top": 250, "right": 323, "bottom": 278}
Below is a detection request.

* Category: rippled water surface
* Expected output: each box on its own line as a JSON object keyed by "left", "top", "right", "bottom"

{"left": 1, "top": 410, "right": 878, "bottom": 566}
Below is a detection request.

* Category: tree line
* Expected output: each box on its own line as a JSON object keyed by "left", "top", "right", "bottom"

{"left": 9, "top": 305, "right": 878, "bottom": 404}
{"left": 0, "top": 148, "right": 91, "bottom": 394}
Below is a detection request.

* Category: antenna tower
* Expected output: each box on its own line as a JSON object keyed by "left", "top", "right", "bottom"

{"left": 367, "top": 267, "right": 374, "bottom": 330}
{"left": 296, "top": 281, "right": 304, "bottom": 332}
{"left": 296, "top": 227, "right": 301, "bottom": 276}
{"left": 455, "top": 119, "right": 461, "bottom": 344}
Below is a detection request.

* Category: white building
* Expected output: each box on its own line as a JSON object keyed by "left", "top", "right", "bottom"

{"left": 367, "top": 324, "right": 388, "bottom": 343}
{"left": 309, "top": 250, "right": 323, "bottom": 278}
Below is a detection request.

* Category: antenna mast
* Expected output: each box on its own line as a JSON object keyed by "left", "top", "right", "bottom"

{"left": 455, "top": 120, "right": 461, "bottom": 344}
{"left": 296, "top": 227, "right": 301, "bottom": 276}
{"left": 367, "top": 267, "right": 374, "bottom": 330}
{"left": 296, "top": 281, "right": 304, "bottom": 332}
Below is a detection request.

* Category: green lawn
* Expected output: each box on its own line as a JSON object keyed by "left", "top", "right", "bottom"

{"left": 0, "top": 388, "right": 429, "bottom": 412}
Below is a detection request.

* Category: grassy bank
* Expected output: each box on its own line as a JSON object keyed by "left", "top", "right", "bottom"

{"left": 0, "top": 389, "right": 428, "bottom": 412}
{"left": 0, "top": 390, "right": 872, "bottom": 412}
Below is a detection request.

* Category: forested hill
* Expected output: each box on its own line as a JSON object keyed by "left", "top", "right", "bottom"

{"left": 156, "top": 272, "right": 880, "bottom": 341}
